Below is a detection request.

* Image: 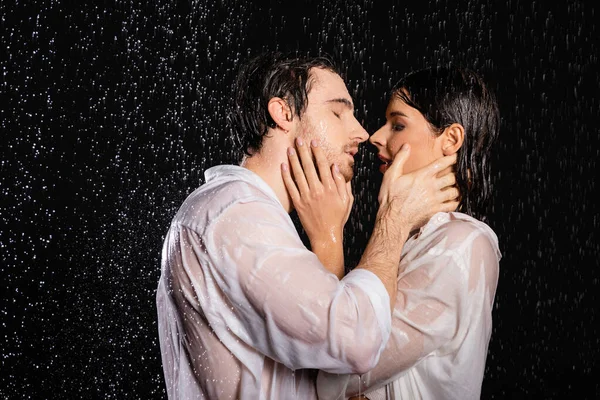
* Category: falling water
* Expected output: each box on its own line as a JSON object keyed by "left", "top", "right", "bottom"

{"left": 1, "top": 0, "right": 598, "bottom": 398}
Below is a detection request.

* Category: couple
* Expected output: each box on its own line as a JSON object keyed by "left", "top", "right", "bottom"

{"left": 156, "top": 51, "right": 501, "bottom": 400}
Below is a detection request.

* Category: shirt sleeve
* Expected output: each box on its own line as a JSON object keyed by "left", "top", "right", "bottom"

{"left": 193, "top": 197, "right": 392, "bottom": 374}
{"left": 316, "top": 219, "right": 500, "bottom": 398}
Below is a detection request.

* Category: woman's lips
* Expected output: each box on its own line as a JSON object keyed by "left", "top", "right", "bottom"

{"left": 377, "top": 154, "right": 391, "bottom": 163}
{"left": 377, "top": 154, "right": 391, "bottom": 173}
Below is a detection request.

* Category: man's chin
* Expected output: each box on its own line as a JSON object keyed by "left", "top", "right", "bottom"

{"left": 329, "top": 158, "right": 353, "bottom": 181}
{"left": 341, "top": 167, "right": 354, "bottom": 182}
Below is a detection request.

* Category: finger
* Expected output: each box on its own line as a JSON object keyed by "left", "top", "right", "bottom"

{"left": 331, "top": 164, "right": 347, "bottom": 201}
{"left": 436, "top": 165, "right": 454, "bottom": 179}
{"left": 311, "top": 140, "right": 335, "bottom": 188}
{"left": 346, "top": 180, "right": 353, "bottom": 202}
{"left": 439, "top": 200, "right": 460, "bottom": 213}
{"left": 426, "top": 153, "right": 457, "bottom": 176}
{"left": 440, "top": 186, "right": 461, "bottom": 203}
{"left": 346, "top": 180, "right": 354, "bottom": 214}
{"left": 378, "top": 144, "right": 410, "bottom": 205}
{"left": 281, "top": 162, "right": 301, "bottom": 204}
{"left": 383, "top": 143, "right": 411, "bottom": 180}
{"left": 287, "top": 146, "right": 310, "bottom": 196}
{"left": 296, "top": 137, "right": 321, "bottom": 190}
{"left": 437, "top": 172, "right": 456, "bottom": 190}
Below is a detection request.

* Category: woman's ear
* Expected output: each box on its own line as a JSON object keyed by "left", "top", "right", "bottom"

{"left": 441, "top": 123, "right": 465, "bottom": 155}
{"left": 267, "top": 97, "right": 293, "bottom": 132}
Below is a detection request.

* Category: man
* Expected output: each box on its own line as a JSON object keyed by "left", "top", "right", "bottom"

{"left": 156, "top": 51, "right": 459, "bottom": 399}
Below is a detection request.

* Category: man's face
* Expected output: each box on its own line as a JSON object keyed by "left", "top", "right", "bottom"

{"left": 293, "top": 68, "right": 369, "bottom": 182}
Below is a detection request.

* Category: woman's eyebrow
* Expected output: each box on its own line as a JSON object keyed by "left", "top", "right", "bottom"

{"left": 389, "top": 111, "right": 408, "bottom": 118}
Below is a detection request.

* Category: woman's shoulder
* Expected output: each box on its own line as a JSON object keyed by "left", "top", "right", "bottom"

{"left": 426, "top": 212, "right": 501, "bottom": 258}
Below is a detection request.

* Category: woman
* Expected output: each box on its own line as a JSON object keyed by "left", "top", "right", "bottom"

{"left": 282, "top": 66, "right": 501, "bottom": 399}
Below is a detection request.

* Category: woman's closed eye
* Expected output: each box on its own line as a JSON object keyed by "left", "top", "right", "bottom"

{"left": 392, "top": 123, "right": 405, "bottom": 131}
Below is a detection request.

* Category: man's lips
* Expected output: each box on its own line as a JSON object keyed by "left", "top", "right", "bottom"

{"left": 345, "top": 148, "right": 359, "bottom": 157}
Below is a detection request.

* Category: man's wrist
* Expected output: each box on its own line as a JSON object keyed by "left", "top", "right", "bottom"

{"left": 375, "top": 204, "right": 409, "bottom": 245}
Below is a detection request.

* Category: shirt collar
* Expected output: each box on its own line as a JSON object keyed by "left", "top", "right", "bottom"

{"left": 414, "top": 211, "right": 501, "bottom": 257}
{"left": 204, "top": 165, "right": 284, "bottom": 208}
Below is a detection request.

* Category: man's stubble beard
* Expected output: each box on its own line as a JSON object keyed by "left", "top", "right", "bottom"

{"left": 297, "top": 117, "right": 354, "bottom": 183}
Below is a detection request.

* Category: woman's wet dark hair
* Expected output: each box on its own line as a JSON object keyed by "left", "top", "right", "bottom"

{"left": 228, "top": 51, "right": 340, "bottom": 157}
{"left": 393, "top": 67, "right": 500, "bottom": 222}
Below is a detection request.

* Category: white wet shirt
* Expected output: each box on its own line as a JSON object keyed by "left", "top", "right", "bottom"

{"left": 316, "top": 212, "right": 501, "bottom": 400}
{"left": 156, "top": 165, "right": 392, "bottom": 399}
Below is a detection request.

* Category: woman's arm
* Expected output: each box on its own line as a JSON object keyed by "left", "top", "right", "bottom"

{"left": 281, "top": 138, "right": 353, "bottom": 279}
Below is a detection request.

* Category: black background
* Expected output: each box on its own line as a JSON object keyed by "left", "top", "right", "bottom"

{"left": 1, "top": 0, "right": 598, "bottom": 398}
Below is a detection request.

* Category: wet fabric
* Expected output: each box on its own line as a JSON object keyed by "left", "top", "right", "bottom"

{"left": 317, "top": 212, "right": 501, "bottom": 400}
{"left": 156, "top": 165, "right": 392, "bottom": 399}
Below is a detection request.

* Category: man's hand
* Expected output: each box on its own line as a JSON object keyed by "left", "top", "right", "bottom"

{"left": 378, "top": 143, "right": 459, "bottom": 233}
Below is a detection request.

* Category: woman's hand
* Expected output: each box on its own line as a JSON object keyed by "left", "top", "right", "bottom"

{"left": 281, "top": 137, "right": 352, "bottom": 278}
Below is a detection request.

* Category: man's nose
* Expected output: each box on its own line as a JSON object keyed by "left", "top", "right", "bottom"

{"left": 352, "top": 119, "right": 370, "bottom": 143}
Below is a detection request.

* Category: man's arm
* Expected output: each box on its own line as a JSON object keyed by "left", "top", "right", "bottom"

{"left": 283, "top": 141, "right": 460, "bottom": 310}
{"left": 204, "top": 197, "right": 392, "bottom": 375}
{"left": 356, "top": 144, "right": 459, "bottom": 310}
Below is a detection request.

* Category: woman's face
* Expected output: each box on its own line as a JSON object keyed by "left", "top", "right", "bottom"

{"left": 370, "top": 94, "right": 445, "bottom": 174}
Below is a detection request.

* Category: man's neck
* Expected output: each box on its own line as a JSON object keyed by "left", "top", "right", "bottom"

{"left": 241, "top": 145, "right": 293, "bottom": 213}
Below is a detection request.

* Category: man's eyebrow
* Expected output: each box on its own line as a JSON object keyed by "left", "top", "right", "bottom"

{"left": 389, "top": 111, "right": 408, "bottom": 118}
{"left": 326, "top": 98, "right": 354, "bottom": 109}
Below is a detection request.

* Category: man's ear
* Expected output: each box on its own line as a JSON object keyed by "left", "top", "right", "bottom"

{"left": 267, "top": 97, "right": 294, "bottom": 132}
{"left": 441, "top": 123, "right": 465, "bottom": 155}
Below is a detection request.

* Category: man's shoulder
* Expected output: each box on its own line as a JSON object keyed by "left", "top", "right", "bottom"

{"left": 196, "top": 164, "right": 279, "bottom": 207}
{"left": 173, "top": 177, "right": 279, "bottom": 232}
{"left": 192, "top": 177, "right": 269, "bottom": 203}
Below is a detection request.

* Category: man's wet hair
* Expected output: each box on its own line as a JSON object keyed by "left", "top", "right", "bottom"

{"left": 393, "top": 67, "right": 500, "bottom": 222}
{"left": 228, "top": 51, "right": 340, "bottom": 157}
